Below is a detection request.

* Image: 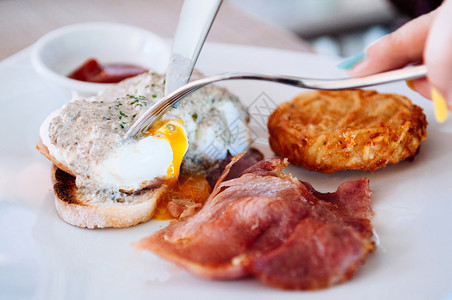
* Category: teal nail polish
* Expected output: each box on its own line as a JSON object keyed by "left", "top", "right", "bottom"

{"left": 337, "top": 51, "right": 366, "bottom": 70}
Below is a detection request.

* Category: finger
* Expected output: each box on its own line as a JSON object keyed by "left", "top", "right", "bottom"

{"left": 407, "top": 78, "right": 432, "bottom": 100}
{"left": 349, "top": 10, "right": 438, "bottom": 77}
{"left": 407, "top": 78, "right": 452, "bottom": 114}
{"left": 425, "top": 0, "right": 452, "bottom": 107}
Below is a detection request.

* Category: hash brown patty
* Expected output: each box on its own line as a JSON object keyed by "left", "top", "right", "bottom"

{"left": 268, "top": 90, "right": 427, "bottom": 173}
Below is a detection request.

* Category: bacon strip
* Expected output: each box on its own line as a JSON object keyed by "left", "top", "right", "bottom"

{"left": 137, "top": 157, "right": 375, "bottom": 290}
{"left": 206, "top": 148, "right": 264, "bottom": 188}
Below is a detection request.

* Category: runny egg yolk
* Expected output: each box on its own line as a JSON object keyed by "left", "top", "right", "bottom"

{"left": 89, "top": 118, "right": 188, "bottom": 193}
{"left": 144, "top": 119, "right": 188, "bottom": 181}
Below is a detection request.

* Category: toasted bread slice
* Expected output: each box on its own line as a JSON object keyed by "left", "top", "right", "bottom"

{"left": 51, "top": 165, "right": 167, "bottom": 229}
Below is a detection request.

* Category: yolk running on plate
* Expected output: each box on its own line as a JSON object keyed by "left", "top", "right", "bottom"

{"left": 144, "top": 119, "right": 188, "bottom": 181}
{"left": 153, "top": 173, "right": 212, "bottom": 220}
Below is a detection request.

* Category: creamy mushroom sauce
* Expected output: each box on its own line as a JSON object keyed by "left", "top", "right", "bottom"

{"left": 44, "top": 70, "right": 252, "bottom": 201}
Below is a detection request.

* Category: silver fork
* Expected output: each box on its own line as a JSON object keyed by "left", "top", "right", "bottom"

{"left": 123, "top": 64, "right": 427, "bottom": 140}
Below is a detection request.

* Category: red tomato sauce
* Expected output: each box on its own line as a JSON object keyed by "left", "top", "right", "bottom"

{"left": 68, "top": 58, "right": 148, "bottom": 83}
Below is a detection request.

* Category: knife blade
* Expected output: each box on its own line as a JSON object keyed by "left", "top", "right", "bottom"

{"left": 164, "top": 0, "right": 222, "bottom": 97}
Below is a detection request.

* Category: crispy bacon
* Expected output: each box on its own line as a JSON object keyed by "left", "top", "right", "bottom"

{"left": 138, "top": 156, "right": 375, "bottom": 290}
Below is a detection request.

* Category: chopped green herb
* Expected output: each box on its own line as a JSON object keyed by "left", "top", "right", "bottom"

{"left": 152, "top": 94, "right": 157, "bottom": 98}
{"left": 132, "top": 113, "right": 137, "bottom": 118}
{"left": 127, "top": 94, "right": 148, "bottom": 106}
{"left": 192, "top": 112, "right": 198, "bottom": 121}
{"left": 119, "top": 111, "right": 128, "bottom": 117}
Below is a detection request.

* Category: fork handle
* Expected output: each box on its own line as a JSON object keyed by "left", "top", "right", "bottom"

{"left": 296, "top": 65, "right": 427, "bottom": 90}
{"left": 199, "top": 65, "right": 427, "bottom": 90}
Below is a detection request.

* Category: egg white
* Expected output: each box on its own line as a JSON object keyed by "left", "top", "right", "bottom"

{"left": 91, "top": 137, "right": 173, "bottom": 192}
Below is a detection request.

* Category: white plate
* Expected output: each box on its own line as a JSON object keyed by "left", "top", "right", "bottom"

{"left": 1, "top": 42, "right": 452, "bottom": 300}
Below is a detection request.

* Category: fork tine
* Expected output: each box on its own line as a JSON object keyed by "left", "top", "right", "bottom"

{"left": 124, "top": 79, "right": 220, "bottom": 140}
{"left": 141, "top": 101, "right": 176, "bottom": 132}
{"left": 125, "top": 78, "right": 244, "bottom": 140}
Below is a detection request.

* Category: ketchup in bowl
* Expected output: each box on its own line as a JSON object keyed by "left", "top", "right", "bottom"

{"left": 68, "top": 58, "right": 148, "bottom": 83}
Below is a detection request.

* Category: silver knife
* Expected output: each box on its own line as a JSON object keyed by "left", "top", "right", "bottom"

{"left": 164, "top": 0, "right": 222, "bottom": 97}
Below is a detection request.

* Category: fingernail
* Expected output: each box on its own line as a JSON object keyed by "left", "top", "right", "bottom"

{"left": 406, "top": 80, "right": 416, "bottom": 91}
{"left": 431, "top": 87, "right": 449, "bottom": 122}
{"left": 337, "top": 51, "right": 366, "bottom": 70}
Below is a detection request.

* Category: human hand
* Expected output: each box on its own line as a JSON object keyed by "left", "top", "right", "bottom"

{"left": 338, "top": 0, "right": 452, "bottom": 122}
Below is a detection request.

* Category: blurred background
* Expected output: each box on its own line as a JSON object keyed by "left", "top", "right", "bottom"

{"left": 0, "top": 0, "right": 443, "bottom": 61}
{"left": 233, "top": 0, "right": 397, "bottom": 57}
{"left": 231, "top": 0, "right": 442, "bottom": 57}
{"left": 233, "top": 0, "right": 399, "bottom": 56}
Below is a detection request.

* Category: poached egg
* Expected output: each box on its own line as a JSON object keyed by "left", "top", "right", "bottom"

{"left": 91, "top": 119, "right": 188, "bottom": 192}
{"left": 40, "top": 110, "right": 188, "bottom": 193}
